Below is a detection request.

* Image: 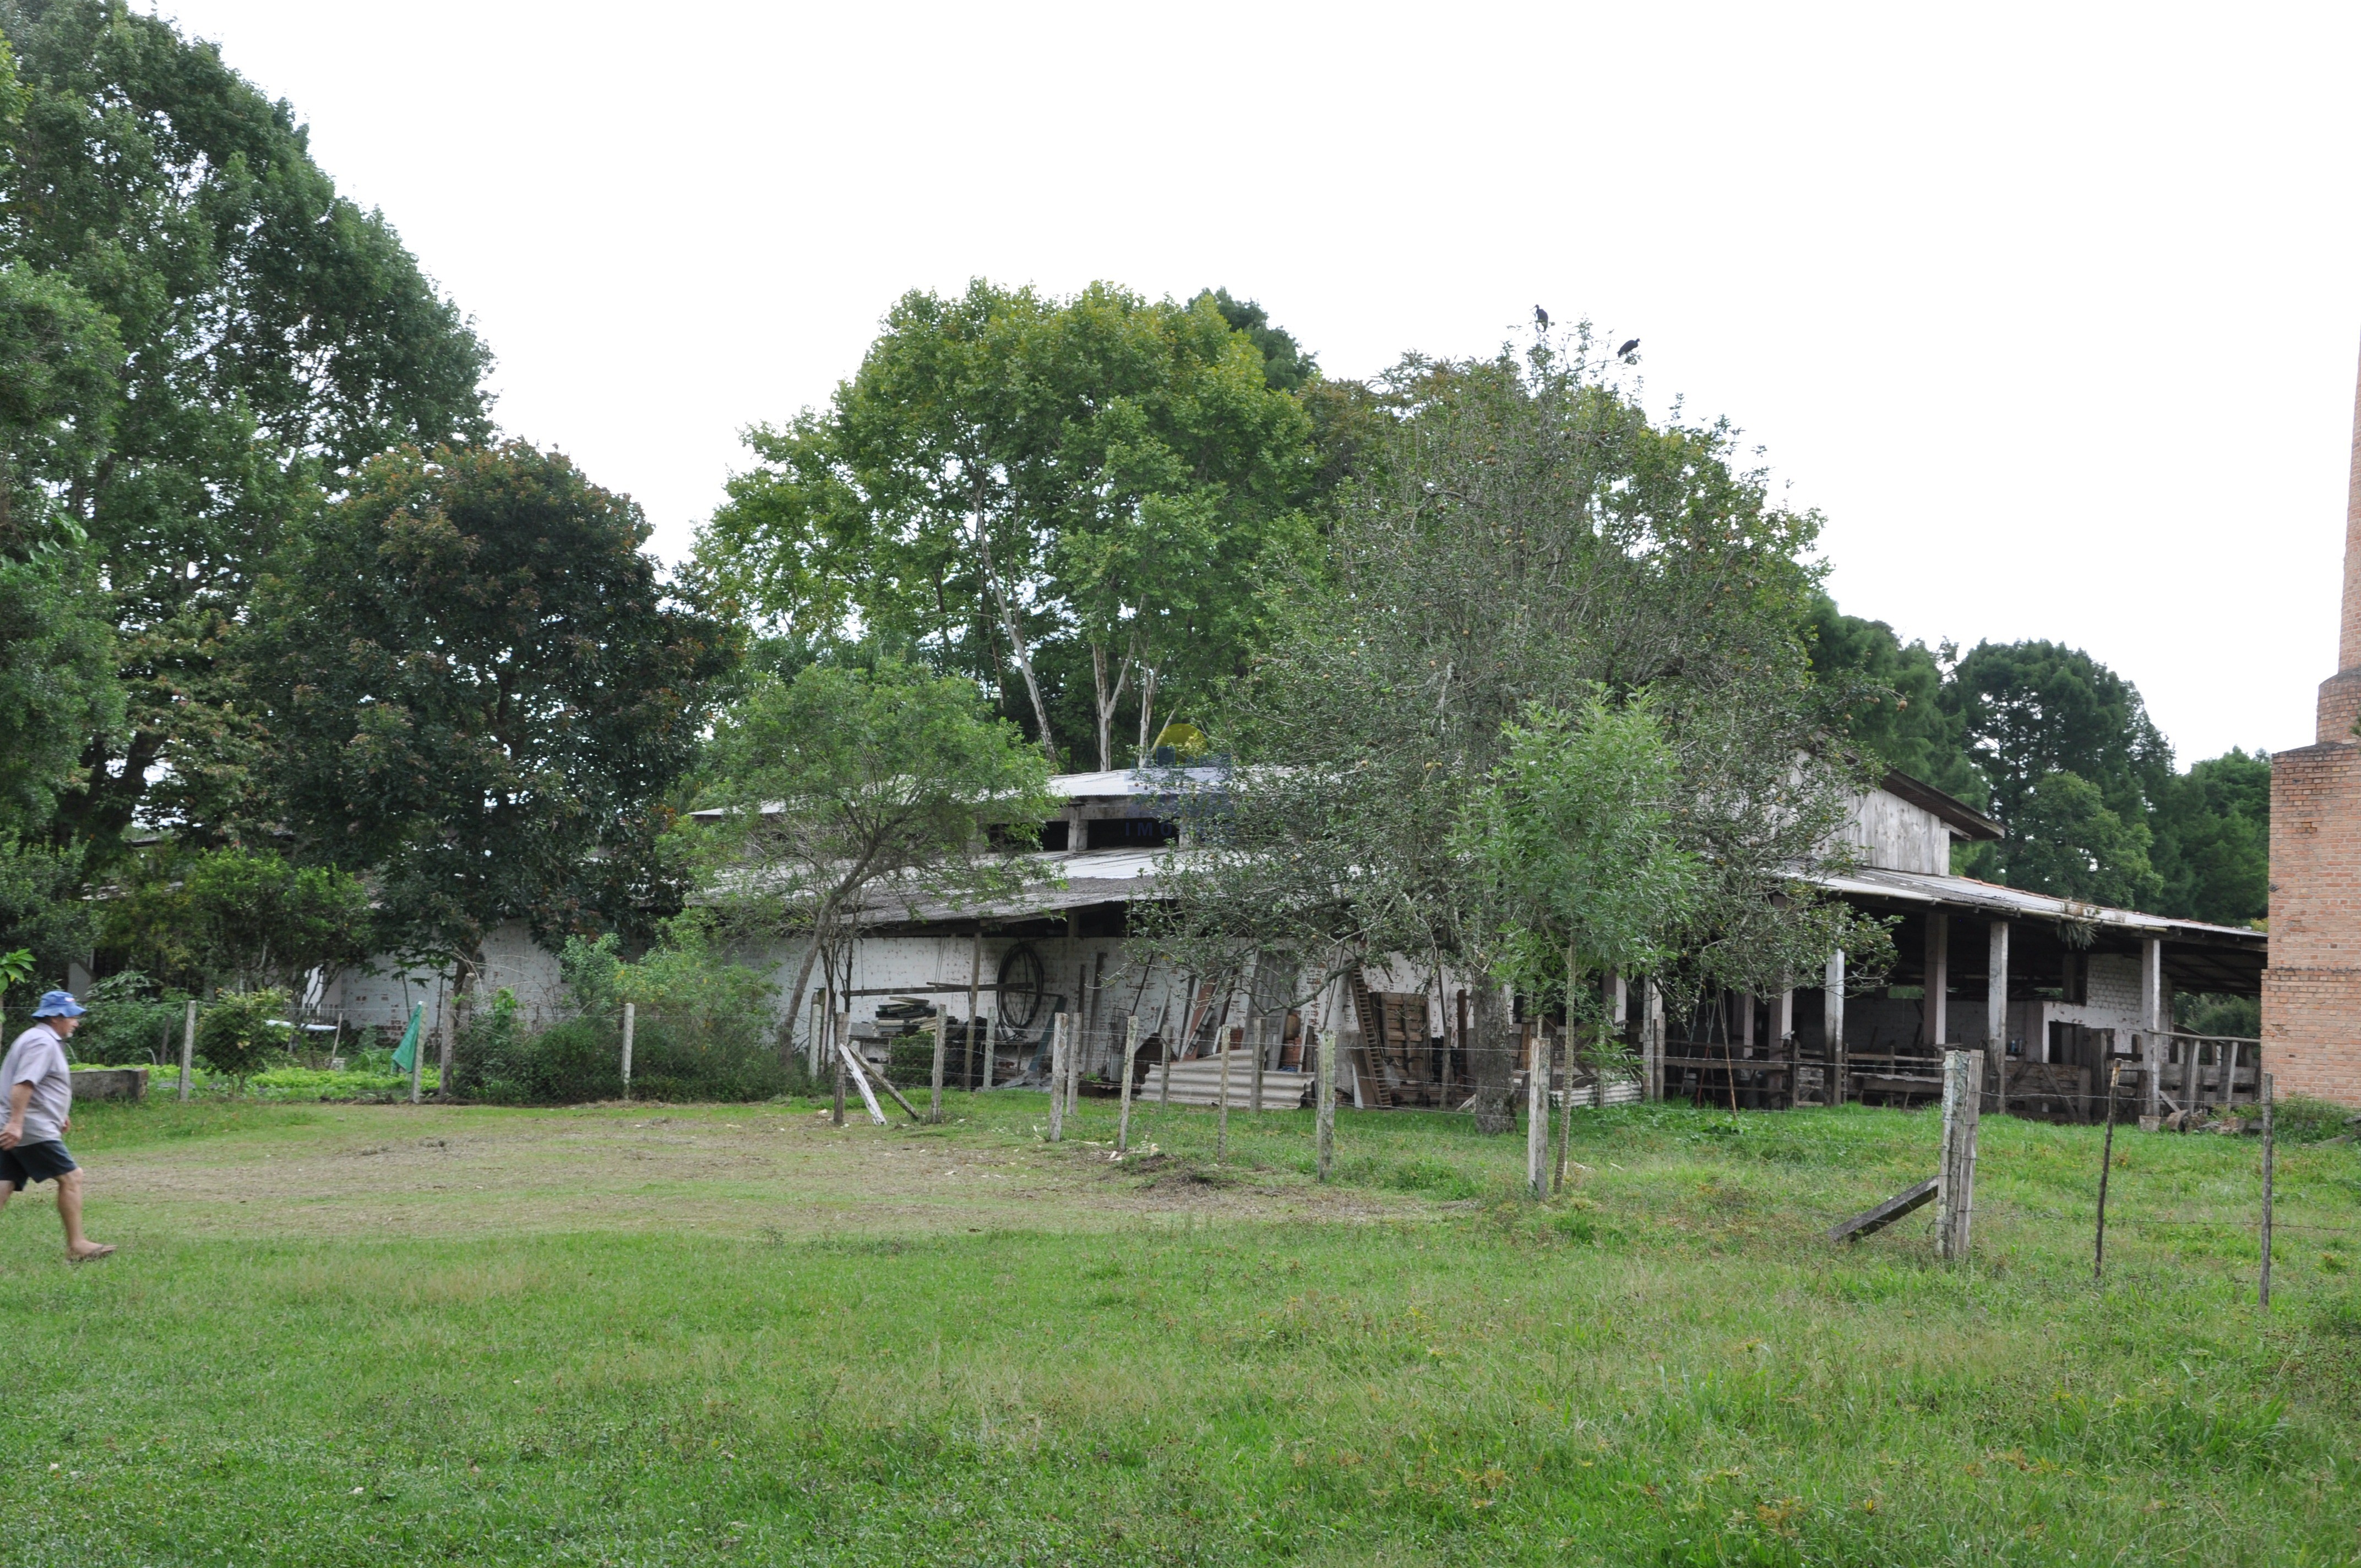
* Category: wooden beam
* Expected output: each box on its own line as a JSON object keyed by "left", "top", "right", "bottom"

{"left": 1827, "top": 1176, "right": 1938, "bottom": 1243}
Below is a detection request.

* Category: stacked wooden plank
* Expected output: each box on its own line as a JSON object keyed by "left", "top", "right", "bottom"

{"left": 1150, "top": 1052, "right": 1314, "bottom": 1110}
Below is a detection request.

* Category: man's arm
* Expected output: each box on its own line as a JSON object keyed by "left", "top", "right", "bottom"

{"left": 1, "top": 1079, "right": 32, "bottom": 1148}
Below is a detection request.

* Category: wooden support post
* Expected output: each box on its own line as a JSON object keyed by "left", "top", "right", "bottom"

{"left": 438, "top": 995, "right": 456, "bottom": 1102}
{"left": 808, "top": 988, "right": 826, "bottom": 1079}
{"left": 2095, "top": 1060, "right": 2122, "bottom": 1282}
{"left": 1554, "top": 1036, "right": 1574, "bottom": 1193}
{"left": 1158, "top": 1027, "right": 1173, "bottom": 1107}
{"left": 178, "top": 999, "right": 197, "bottom": 1103}
{"left": 1923, "top": 913, "right": 1949, "bottom": 1049}
{"left": 2260, "top": 1071, "right": 2276, "bottom": 1310}
{"left": 1117, "top": 1014, "right": 1140, "bottom": 1153}
{"left": 1936, "top": 1048, "right": 1981, "bottom": 1261}
{"left": 840, "top": 1030, "right": 859, "bottom": 1129}
{"left": 620, "top": 1000, "right": 635, "bottom": 1102}
{"left": 2141, "top": 935, "right": 2163, "bottom": 1119}
{"left": 1828, "top": 1177, "right": 1938, "bottom": 1242}
{"left": 1987, "top": 920, "right": 2010, "bottom": 1117}
{"left": 410, "top": 990, "right": 428, "bottom": 1106}
{"left": 1526, "top": 1033, "right": 1549, "bottom": 1198}
{"left": 835, "top": 1037, "right": 888, "bottom": 1124}
{"left": 1645, "top": 978, "right": 1665, "bottom": 1101}
{"left": 1824, "top": 950, "right": 1846, "bottom": 1106}
{"left": 1315, "top": 1029, "right": 1336, "bottom": 1182}
{"left": 1048, "top": 1013, "right": 1069, "bottom": 1143}
{"left": 965, "top": 933, "right": 983, "bottom": 1091}
{"left": 834, "top": 1011, "right": 851, "bottom": 1124}
{"left": 928, "top": 1009, "right": 948, "bottom": 1123}
{"left": 980, "top": 1017, "right": 994, "bottom": 1093}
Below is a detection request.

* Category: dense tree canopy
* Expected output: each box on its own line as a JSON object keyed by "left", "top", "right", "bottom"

{"left": 0, "top": 0, "right": 493, "bottom": 859}
{"left": 240, "top": 443, "right": 735, "bottom": 971}
{"left": 1811, "top": 602, "right": 2265, "bottom": 923}
{"left": 694, "top": 280, "right": 1322, "bottom": 770}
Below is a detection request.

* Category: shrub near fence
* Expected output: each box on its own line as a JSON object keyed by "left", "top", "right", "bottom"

{"left": 450, "top": 925, "right": 792, "bottom": 1104}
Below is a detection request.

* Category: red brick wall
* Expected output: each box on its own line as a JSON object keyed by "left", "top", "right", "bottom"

{"left": 2264, "top": 738, "right": 2361, "bottom": 1104}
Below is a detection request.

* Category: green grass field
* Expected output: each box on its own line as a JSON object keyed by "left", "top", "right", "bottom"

{"left": 0, "top": 1088, "right": 2353, "bottom": 1566}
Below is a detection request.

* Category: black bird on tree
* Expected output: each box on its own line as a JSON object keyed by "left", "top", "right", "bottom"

{"left": 1617, "top": 337, "right": 1641, "bottom": 361}
{"left": 1533, "top": 305, "right": 1550, "bottom": 329}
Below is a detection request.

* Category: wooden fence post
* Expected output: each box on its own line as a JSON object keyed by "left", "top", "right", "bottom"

{"left": 966, "top": 931, "right": 984, "bottom": 1091}
{"left": 1554, "top": 1036, "right": 1573, "bottom": 1193}
{"left": 1527, "top": 1033, "right": 1549, "bottom": 1198}
{"left": 2260, "top": 1071, "right": 2276, "bottom": 1310}
{"left": 1158, "top": 1030, "right": 1173, "bottom": 1108}
{"left": 979, "top": 1017, "right": 994, "bottom": 1092}
{"left": 1824, "top": 950, "right": 1846, "bottom": 1106}
{"left": 620, "top": 1001, "right": 635, "bottom": 1102}
{"left": 1251, "top": 1016, "right": 1267, "bottom": 1115}
{"left": 1645, "top": 979, "right": 1666, "bottom": 1102}
{"left": 1117, "top": 1014, "right": 1140, "bottom": 1153}
{"left": 2095, "top": 1059, "right": 2122, "bottom": 1282}
{"left": 1315, "top": 1029, "right": 1336, "bottom": 1183}
{"left": 178, "top": 1000, "right": 197, "bottom": 1103}
{"left": 1936, "top": 1048, "right": 1981, "bottom": 1261}
{"left": 1047, "top": 1013, "right": 1068, "bottom": 1142}
{"left": 438, "top": 998, "right": 456, "bottom": 1102}
{"left": 1216, "top": 1031, "right": 1233, "bottom": 1162}
{"left": 928, "top": 1010, "right": 948, "bottom": 1123}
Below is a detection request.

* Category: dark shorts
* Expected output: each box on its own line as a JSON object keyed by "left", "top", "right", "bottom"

{"left": 0, "top": 1140, "right": 76, "bottom": 1188}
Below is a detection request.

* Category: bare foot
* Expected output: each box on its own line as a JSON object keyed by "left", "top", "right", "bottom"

{"left": 67, "top": 1243, "right": 115, "bottom": 1263}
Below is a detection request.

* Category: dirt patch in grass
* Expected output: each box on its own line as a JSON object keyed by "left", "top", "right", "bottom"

{"left": 74, "top": 1103, "right": 1426, "bottom": 1242}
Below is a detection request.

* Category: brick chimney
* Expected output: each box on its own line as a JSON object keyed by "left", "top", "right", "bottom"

{"left": 2266, "top": 336, "right": 2361, "bottom": 1107}
{"left": 2316, "top": 345, "right": 2361, "bottom": 743}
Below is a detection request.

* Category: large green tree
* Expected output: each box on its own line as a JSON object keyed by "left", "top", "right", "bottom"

{"left": 1150, "top": 333, "right": 1883, "bottom": 1132}
{"left": 2150, "top": 747, "right": 2269, "bottom": 926}
{"left": 1943, "top": 640, "right": 2171, "bottom": 831}
{"left": 694, "top": 280, "right": 1320, "bottom": 771}
{"left": 0, "top": 0, "right": 491, "bottom": 858}
{"left": 241, "top": 443, "right": 735, "bottom": 975}
{"left": 1805, "top": 595, "right": 1983, "bottom": 806}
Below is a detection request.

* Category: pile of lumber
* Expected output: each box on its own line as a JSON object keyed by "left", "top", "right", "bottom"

{"left": 1147, "top": 1052, "right": 1314, "bottom": 1110}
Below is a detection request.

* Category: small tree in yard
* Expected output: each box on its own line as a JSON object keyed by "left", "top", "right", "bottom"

{"left": 195, "top": 989, "right": 290, "bottom": 1090}
{"left": 693, "top": 655, "right": 1059, "bottom": 1055}
{"left": 1459, "top": 692, "right": 1700, "bottom": 1080}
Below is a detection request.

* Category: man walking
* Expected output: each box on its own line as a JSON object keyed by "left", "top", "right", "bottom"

{"left": 0, "top": 992, "right": 113, "bottom": 1262}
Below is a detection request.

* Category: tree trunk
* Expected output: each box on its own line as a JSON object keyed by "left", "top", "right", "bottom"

{"left": 1135, "top": 662, "right": 1160, "bottom": 760}
{"left": 1090, "top": 641, "right": 1130, "bottom": 773}
{"left": 1469, "top": 983, "right": 1516, "bottom": 1134}
{"left": 972, "top": 514, "right": 1058, "bottom": 768}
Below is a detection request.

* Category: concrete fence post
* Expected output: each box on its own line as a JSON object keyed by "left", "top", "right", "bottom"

{"left": 620, "top": 1001, "right": 635, "bottom": 1101}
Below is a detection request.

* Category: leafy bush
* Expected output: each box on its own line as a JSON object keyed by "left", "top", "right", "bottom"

{"left": 452, "top": 917, "right": 788, "bottom": 1104}
{"left": 194, "top": 989, "right": 291, "bottom": 1086}
{"left": 2271, "top": 1095, "right": 2358, "bottom": 1145}
{"left": 68, "top": 971, "right": 192, "bottom": 1065}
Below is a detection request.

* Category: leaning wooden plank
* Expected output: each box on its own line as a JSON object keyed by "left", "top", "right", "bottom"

{"left": 1826, "top": 1177, "right": 1939, "bottom": 1243}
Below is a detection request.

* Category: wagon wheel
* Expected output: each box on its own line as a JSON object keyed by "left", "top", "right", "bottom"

{"left": 996, "top": 943, "right": 1047, "bottom": 1032}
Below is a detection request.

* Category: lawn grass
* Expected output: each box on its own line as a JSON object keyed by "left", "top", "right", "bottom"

{"left": 0, "top": 1089, "right": 2353, "bottom": 1565}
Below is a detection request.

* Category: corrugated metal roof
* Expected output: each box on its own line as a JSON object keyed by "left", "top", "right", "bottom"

{"left": 1809, "top": 864, "right": 2265, "bottom": 947}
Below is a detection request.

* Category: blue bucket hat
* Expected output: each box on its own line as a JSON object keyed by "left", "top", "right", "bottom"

{"left": 30, "top": 990, "right": 84, "bottom": 1019}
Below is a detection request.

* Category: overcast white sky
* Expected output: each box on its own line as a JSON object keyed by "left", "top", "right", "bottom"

{"left": 146, "top": 1, "right": 2361, "bottom": 766}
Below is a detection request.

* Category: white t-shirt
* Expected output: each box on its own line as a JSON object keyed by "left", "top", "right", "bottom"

{"left": 1, "top": 1023, "right": 73, "bottom": 1145}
